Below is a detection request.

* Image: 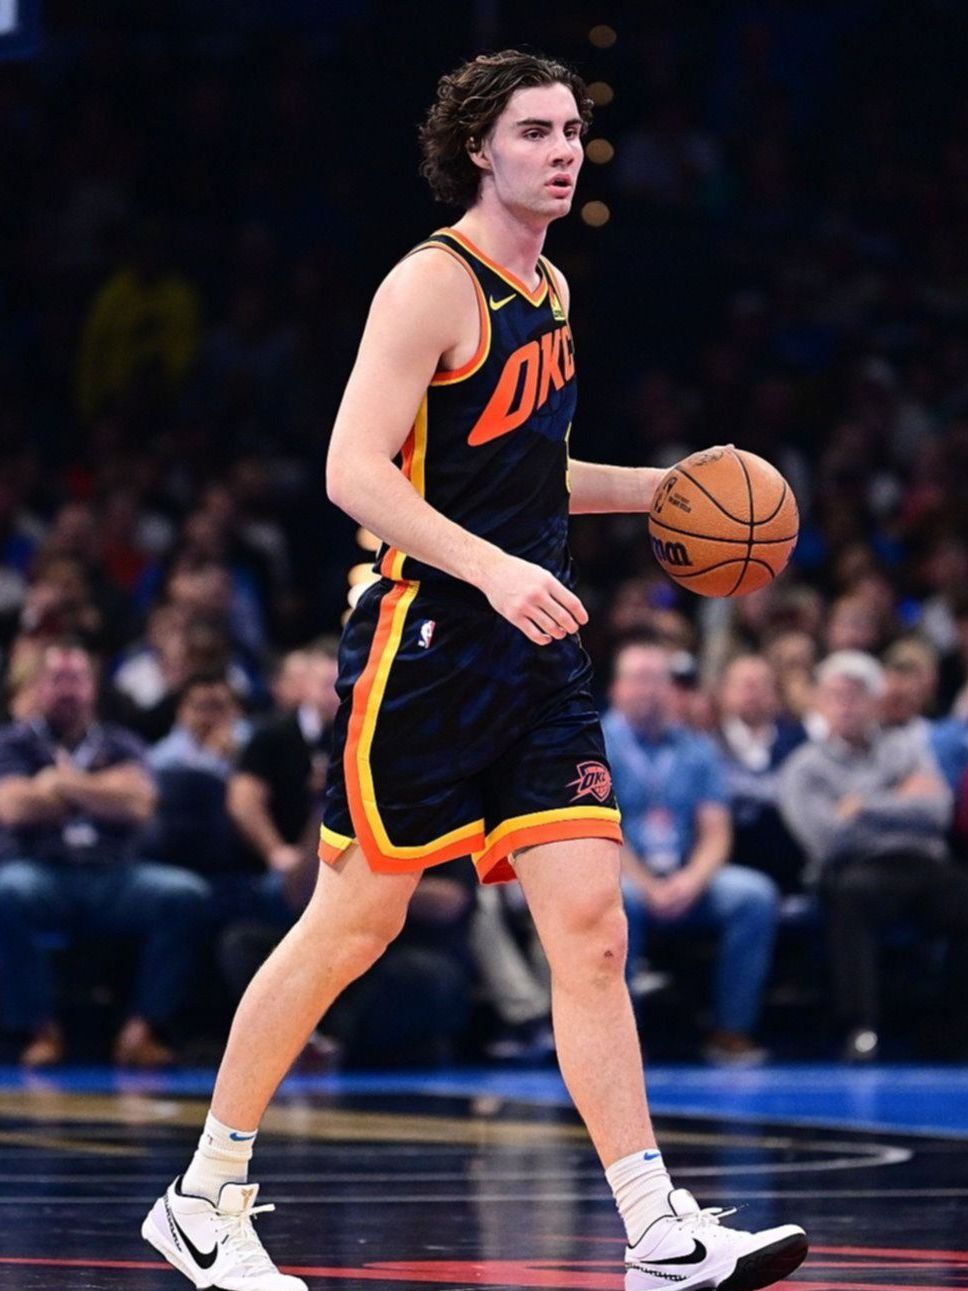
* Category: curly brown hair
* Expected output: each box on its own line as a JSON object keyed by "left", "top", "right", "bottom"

{"left": 419, "top": 50, "right": 593, "bottom": 209}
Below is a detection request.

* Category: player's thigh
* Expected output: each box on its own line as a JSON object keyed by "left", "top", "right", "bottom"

{"left": 513, "top": 836, "right": 625, "bottom": 961}
{"left": 304, "top": 842, "right": 421, "bottom": 945}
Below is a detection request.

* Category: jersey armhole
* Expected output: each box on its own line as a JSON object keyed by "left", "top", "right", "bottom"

{"left": 404, "top": 242, "right": 492, "bottom": 386}
{"left": 540, "top": 257, "right": 568, "bottom": 318}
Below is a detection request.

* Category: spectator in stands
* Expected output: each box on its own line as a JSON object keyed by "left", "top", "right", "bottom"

{"left": 603, "top": 640, "right": 780, "bottom": 1066}
{"left": 74, "top": 220, "right": 201, "bottom": 424}
{"left": 879, "top": 637, "right": 939, "bottom": 738}
{"left": 763, "top": 628, "right": 817, "bottom": 722}
{"left": 0, "top": 641, "right": 210, "bottom": 1066}
{"left": 146, "top": 670, "right": 251, "bottom": 881}
{"left": 715, "top": 654, "right": 807, "bottom": 894}
{"left": 227, "top": 641, "right": 338, "bottom": 904}
{"left": 778, "top": 650, "right": 968, "bottom": 1061}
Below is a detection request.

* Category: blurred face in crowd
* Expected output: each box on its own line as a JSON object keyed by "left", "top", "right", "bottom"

{"left": 303, "top": 653, "right": 339, "bottom": 726}
{"left": 610, "top": 644, "right": 675, "bottom": 733}
{"left": 817, "top": 672, "right": 879, "bottom": 745}
{"left": 719, "top": 656, "right": 779, "bottom": 728}
{"left": 168, "top": 564, "right": 232, "bottom": 619}
{"left": 178, "top": 679, "right": 238, "bottom": 743}
{"left": 766, "top": 629, "right": 817, "bottom": 676}
{"left": 825, "top": 596, "right": 878, "bottom": 653}
{"left": 880, "top": 662, "right": 934, "bottom": 727}
{"left": 37, "top": 646, "right": 97, "bottom": 737}
{"left": 273, "top": 650, "right": 310, "bottom": 711}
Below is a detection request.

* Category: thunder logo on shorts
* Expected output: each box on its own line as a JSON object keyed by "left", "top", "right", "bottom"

{"left": 320, "top": 228, "right": 622, "bottom": 883}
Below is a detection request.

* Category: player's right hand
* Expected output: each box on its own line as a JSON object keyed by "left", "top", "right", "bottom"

{"left": 478, "top": 553, "right": 588, "bottom": 646}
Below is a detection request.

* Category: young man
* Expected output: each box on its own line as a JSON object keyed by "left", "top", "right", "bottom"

{"left": 142, "top": 51, "right": 808, "bottom": 1291}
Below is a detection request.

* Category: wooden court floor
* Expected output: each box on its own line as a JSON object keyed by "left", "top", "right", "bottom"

{"left": 0, "top": 1065, "right": 965, "bottom": 1289}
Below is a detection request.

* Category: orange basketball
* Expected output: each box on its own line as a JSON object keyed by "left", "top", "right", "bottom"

{"left": 648, "top": 447, "right": 799, "bottom": 597}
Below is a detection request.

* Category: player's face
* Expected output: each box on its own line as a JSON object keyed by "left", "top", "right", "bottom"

{"left": 475, "top": 83, "right": 584, "bottom": 221}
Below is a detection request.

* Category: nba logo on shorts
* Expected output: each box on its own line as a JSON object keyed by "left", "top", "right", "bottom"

{"left": 418, "top": 619, "right": 436, "bottom": 649}
{"left": 568, "top": 760, "right": 612, "bottom": 803}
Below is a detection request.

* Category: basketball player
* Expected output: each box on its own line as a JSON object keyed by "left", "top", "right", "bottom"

{"left": 142, "top": 51, "right": 808, "bottom": 1291}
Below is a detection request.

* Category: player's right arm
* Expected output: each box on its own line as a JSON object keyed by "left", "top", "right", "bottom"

{"left": 325, "top": 251, "right": 586, "bottom": 645}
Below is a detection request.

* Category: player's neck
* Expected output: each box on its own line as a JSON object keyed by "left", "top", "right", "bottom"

{"left": 452, "top": 203, "right": 548, "bottom": 291}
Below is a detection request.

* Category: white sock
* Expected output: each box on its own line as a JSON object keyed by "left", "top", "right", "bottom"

{"left": 181, "top": 1112, "right": 258, "bottom": 1204}
{"left": 605, "top": 1148, "right": 674, "bottom": 1246}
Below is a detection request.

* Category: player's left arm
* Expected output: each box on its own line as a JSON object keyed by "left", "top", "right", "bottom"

{"left": 545, "top": 262, "right": 664, "bottom": 515}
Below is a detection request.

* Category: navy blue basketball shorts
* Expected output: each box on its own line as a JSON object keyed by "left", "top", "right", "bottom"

{"left": 319, "top": 578, "right": 622, "bottom": 884}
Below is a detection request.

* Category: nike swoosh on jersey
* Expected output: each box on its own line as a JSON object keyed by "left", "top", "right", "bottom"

{"left": 489, "top": 293, "right": 515, "bottom": 310}
{"left": 168, "top": 1208, "right": 219, "bottom": 1271}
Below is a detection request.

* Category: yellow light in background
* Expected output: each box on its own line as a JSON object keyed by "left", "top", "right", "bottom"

{"left": 587, "top": 81, "right": 615, "bottom": 107}
{"left": 348, "top": 563, "right": 377, "bottom": 587}
{"left": 348, "top": 576, "right": 379, "bottom": 610}
{"left": 355, "top": 527, "right": 380, "bottom": 552}
{"left": 585, "top": 138, "right": 615, "bottom": 165}
{"left": 581, "top": 200, "right": 611, "bottom": 227}
{"left": 589, "top": 24, "right": 617, "bottom": 49}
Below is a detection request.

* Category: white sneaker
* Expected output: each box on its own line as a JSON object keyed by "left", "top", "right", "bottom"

{"left": 142, "top": 1177, "right": 307, "bottom": 1290}
{"left": 625, "top": 1188, "right": 807, "bottom": 1291}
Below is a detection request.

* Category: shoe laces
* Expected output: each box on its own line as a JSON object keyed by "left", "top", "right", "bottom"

{"left": 678, "top": 1204, "right": 738, "bottom": 1232}
{"left": 214, "top": 1202, "right": 278, "bottom": 1272}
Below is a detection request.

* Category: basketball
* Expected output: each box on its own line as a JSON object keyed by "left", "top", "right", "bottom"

{"left": 648, "top": 446, "right": 799, "bottom": 598}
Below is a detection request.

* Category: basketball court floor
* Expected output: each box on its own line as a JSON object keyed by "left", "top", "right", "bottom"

{"left": 0, "top": 1061, "right": 965, "bottom": 1289}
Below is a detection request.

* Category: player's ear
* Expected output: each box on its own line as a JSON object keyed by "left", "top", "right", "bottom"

{"left": 466, "top": 134, "right": 492, "bottom": 174}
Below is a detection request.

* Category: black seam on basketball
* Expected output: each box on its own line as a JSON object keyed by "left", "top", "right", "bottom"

{"left": 754, "top": 477, "right": 787, "bottom": 527}
{"left": 649, "top": 518, "right": 798, "bottom": 545}
{"left": 676, "top": 462, "right": 750, "bottom": 525}
{"left": 728, "top": 451, "right": 755, "bottom": 597}
{"left": 665, "top": 557, "right": 777, "bottom": 580}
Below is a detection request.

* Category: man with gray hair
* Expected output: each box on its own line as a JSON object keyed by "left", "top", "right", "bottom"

{"left": 778, "top": 650, "right": 968, "bottom": 1061}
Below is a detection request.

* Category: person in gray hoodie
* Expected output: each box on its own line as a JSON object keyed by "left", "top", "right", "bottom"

{"left": 778, "top": 650, "right": 968, "bottom": 1061}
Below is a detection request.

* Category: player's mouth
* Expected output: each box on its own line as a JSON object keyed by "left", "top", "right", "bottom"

{"left": 546, "top": 175, "right": 574, "bottom": 196}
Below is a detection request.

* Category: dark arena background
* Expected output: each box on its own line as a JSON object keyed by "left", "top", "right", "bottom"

{"left": 2, "top": 2, "right": 968, "bottom": 1288}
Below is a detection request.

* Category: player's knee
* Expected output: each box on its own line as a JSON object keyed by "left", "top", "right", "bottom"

{"left": 344, "top": 902, "right": 408, "bottom": 972}
{"left": 547, "top": 892, "right": 628, "bottom": 983}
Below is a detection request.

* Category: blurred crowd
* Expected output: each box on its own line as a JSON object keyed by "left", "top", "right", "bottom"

{"left": 2, "top": 2, "right": 968, "bottom": 1067}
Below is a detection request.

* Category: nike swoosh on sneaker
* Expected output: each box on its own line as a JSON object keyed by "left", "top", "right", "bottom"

{"left": 489, "top": 293, "right": 515, "bottom": 311}
{"left": 637, "top": 1239, "right": 707, "bottom": 1267}
{"left": 169, "top": 1211, "right": 218, "bottom": 1271}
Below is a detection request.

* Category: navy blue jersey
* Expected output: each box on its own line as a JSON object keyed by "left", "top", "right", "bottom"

{"left": 376, "top": 228, "right": 577, "bottom": 588}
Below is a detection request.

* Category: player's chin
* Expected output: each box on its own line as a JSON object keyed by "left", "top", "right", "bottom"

{"left": 544, "top": 193, "right": 574, "bottom": 220}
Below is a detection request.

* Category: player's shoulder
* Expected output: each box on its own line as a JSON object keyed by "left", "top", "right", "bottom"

{"left": 380, "top": 237, "right": 477, "bottom": 299}
{"left": 369, "top": 237, "right": 478, "bottom": 330}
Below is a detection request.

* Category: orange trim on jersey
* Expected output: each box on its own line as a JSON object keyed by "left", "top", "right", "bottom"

{"left": 540, "top": 257, "right": 568, "bottom": 319}
{"left": 474, "top": 813, "right": 623, "bottom": 885}
{"left": 438, "top": 228, "right": 549, "bottom": 306}
{"left": 341, "top": 581, "right": 485, "bottom": 869}
{"left": 379, "top": 394, "right": 429, "bottom": 579}
{"left": 405, "top": 245, "right": 493, "bottom": 386}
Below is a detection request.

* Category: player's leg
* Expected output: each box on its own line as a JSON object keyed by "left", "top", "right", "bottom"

{"left": 515, "top": 837, "right": 807, "bottom": 1291}
{"left": 209, "top": 845, "right": 418, "bottom": 1128}
{"left": 142, "top": 846, "right": 418, "bottom": 1291}
{"left": 513, "top": 836, "right": 654, "bottom": 1162}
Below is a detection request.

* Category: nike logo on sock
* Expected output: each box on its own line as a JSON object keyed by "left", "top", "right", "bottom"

{"left": 229, "top": 1131, "right": 257, "bottom": 1141}
{"left": 642, "top": 1150, "right": 662, "bottom": 1160}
